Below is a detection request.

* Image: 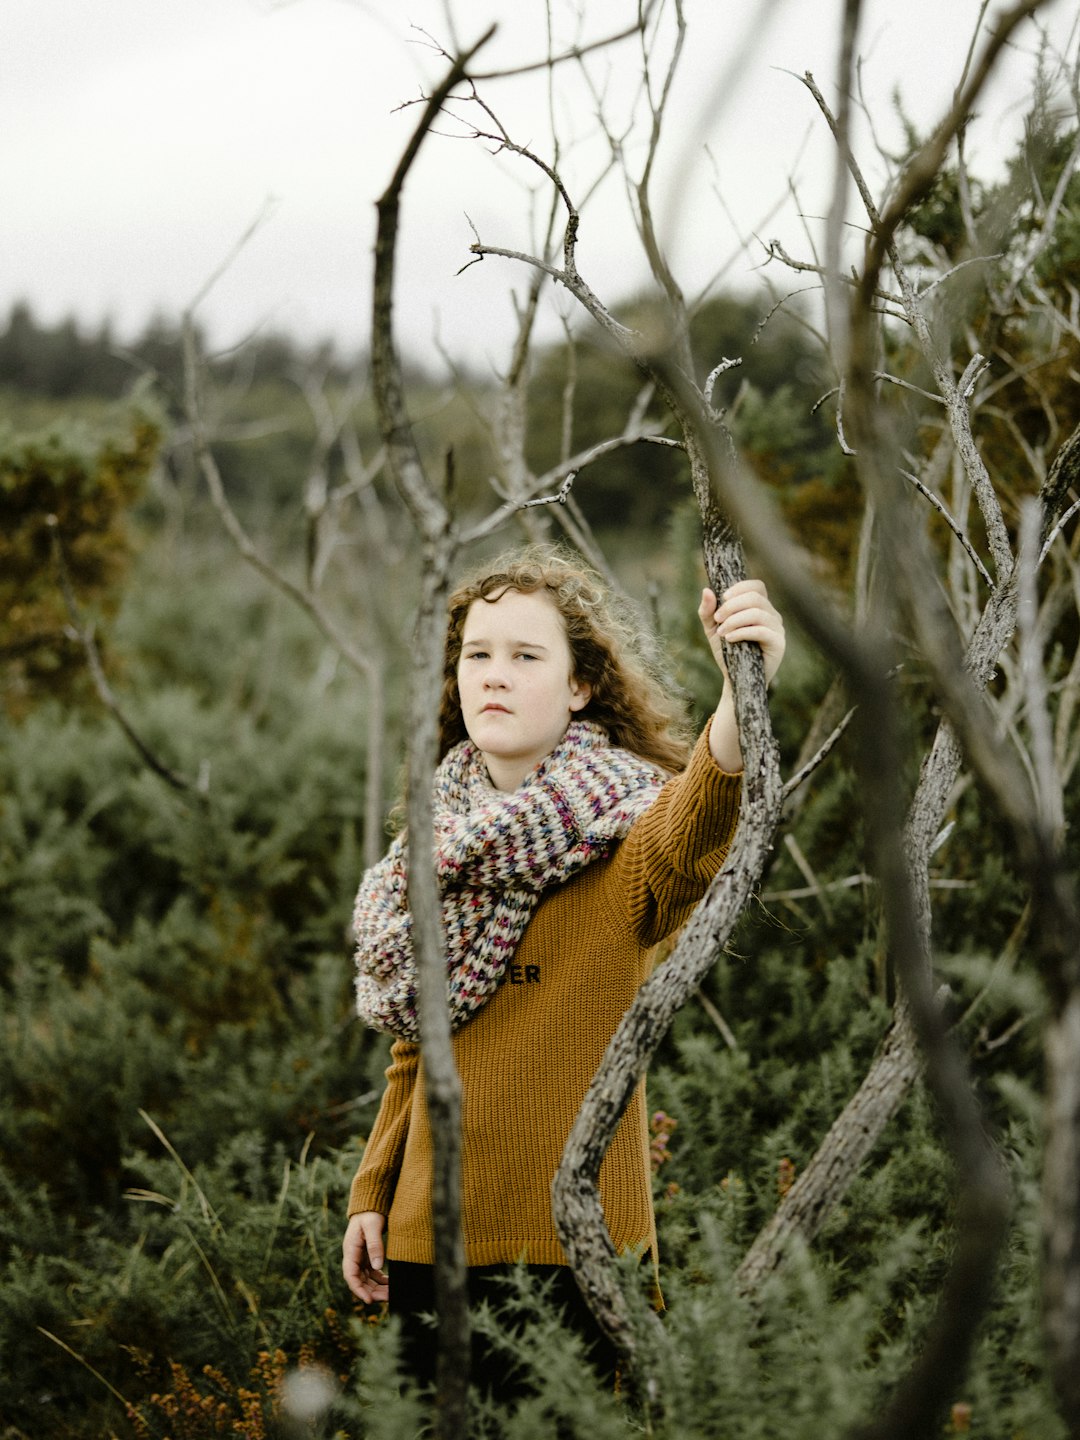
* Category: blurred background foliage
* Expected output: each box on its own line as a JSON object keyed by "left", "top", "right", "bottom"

{"left": 0, "top": 78, "right": 1078, "bottom": 1438}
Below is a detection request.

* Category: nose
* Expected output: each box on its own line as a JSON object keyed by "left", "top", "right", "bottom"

{"left": 483, "top": 666, "right": 508, "bottom": 690}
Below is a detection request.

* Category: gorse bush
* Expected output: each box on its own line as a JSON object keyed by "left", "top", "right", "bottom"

{"left": 0, "top": 529, "right": 396, "bottom": 1436}
{"left": 2, "top": 1132, "right": 368, "bottom": 1438}
{"left": 0, "top": 409, "right": 161, "bottom": 714}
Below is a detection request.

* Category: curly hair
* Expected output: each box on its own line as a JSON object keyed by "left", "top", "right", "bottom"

{"left": 438, "top": 544, "right": 692, "bottom": 773}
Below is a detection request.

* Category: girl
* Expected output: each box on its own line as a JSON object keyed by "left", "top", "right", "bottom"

{"left": 341, "top": 545, "right": 785, "bottom": 1391}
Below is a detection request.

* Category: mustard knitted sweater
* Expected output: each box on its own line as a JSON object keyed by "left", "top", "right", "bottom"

{"left": 347, "top": 724, "right": 741, "bottom": 1267}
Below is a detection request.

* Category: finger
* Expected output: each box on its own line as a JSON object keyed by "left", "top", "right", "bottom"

{"left": 357, "top": 1277, "right": 387, "bottom": 1304}
{"left": 357, "top": 1248, "right": 390, "bottom": 1303}
{"left": 723, "top": 577, "right": 767, "bottom": 595}
{"left": 714, "top": 588, "right": 778, "bottom": 621}
{"left": 360, "top": 1214, "right": 386, "bottom": 1272}
{"left": 355, "top": 1273, "right": 388, "bottom": 1303}
{"left": 344, "top": 1257, "right": 369, "bottom": 1302}
{"left": 344, "top": 1217, "right": 376, "bottom": 1289}
{"left": 715, "top": 604, "right": 781, "bottom": 637}
{"left": 704, "top": 582, "right": 769, "bottom": 616}
{"left": 719, "top": 625, "right": 781, "bottom": 650}
{"left": 345, "top": 1250, "right": 389, "bottom": 1305}
{"left": 716, "top": 578, "right": 768, "bottom": 611}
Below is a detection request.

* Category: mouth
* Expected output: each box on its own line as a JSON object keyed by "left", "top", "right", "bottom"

{"left": 481, "top": 703, "right": 511, "bottom": 714}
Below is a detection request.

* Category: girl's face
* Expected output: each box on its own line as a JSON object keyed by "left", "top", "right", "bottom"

{"left": 457, "top": 588, "right": 591, "bottom": 790}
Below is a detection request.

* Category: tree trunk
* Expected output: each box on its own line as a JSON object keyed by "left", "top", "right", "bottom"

{"left": 736, "top": 1003, "right": 921, "bottom": 1294}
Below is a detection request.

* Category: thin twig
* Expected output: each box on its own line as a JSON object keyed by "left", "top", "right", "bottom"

{"left": 763, "top": 237, "right": 904, "bottom": 305}
{"left": 188, "top": 199, "right": 277, "bottom": 316}
{"left": 873, "top": 371, "right": 946, "bottom": 405}
{"left": 462, "top": 433, "right": 680, "bottom": 543}
{"left": 695, "top": 987, "right": 739, "bottom": 1050}
{"left": 1019, "top": 498, "right": 1065, "bottom": 834}
{"left": 784, "top": 832, "right": 834, "bottom": 919}
{"left": 467, "top": 6, "right": 657, "bottom": 81}
{"left": 704, "top": 357, "right": 743, "bottom": 411}
{"left": 898, "top": 469, "right": 994, "bottom": 587}
{"left": 782, "top": 706, "right": 856, "bottom": 799}
{"left": 38, "top": 1331, "right": 141, "bottom": 1420}
{"left": 919, "top": 253, "right": 1005, "bottom": 300}
{"left": 1039, "top": 493, "right": 1080, "bottom": 566}
{"left": 522, "top": 473, "right": 577, "bottom": 508}
{"left": 836, "top": 381, "right": 857, "bottom": 456}
{"left": 48, "top": 519, "right": 195, "bottom": 797}
{"left": 803, "top": 65, "right": 1020, "bottom": 578}
{"left": 820, "top": 0, "right": 863, "bottom": 371}
{"left": 181, "top": 323, "right": 378, "bottom": 683}
{"left": 763, "top": 872, "right": 871, "bottom": 902}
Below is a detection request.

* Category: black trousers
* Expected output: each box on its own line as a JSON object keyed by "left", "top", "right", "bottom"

{"left": 389, "top": 1261, "right": 618, "bottom": 1401}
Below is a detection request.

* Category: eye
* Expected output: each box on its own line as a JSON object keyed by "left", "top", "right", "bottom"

{"left": 517, "top": 651, "right": 539, "bottom": 662}
{"left": 463, "top": 650, "right": 488, "bottom": 661}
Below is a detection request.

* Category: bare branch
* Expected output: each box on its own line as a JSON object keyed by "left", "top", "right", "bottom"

{"left": 1039, "top": 416, "right": 1080, "bottom": 545}
{"left": 370, "top": 33, "right": 501, "bottom": 1431}
{"left": 467, "top": 230, "right": 647, "bottom": 366}
{"left": 784, "top": 832, "right": 834, "bottom": 919}
{"left": 764, "top": 236, "right": 907, "bottom": 306}
{"left": 802, "top": 54, "right": 1036, "bottom": 578}
{"left": 555, "top": 359, "right": 784, "bottom": 1409}
{"left": 1041, "top": 494, "right": 1080, "bottom": 567}
{"left": 1018, "top": 498, "right": 1064, "bottom": 835}
{"left": 820, "top": 0, "right": 864, "bottom": 371}
{"left": 999, "top": 124, "right": 1080, "bottom": 312}
{"left": 521, "top": 471, "right": 577, "bottom": 509}
{"left": 375, "top": 28, "right": 495, "bottom": 543}
{"left": 466, "top": 121, "right": 577, "bottom": 223}
{"left": 695, "top": 987, "right": 739, "bottom": 1051}
{"left": 918, "top": 252, "right": 1005, "bottom": 300}
{"left": 467, "top": 6, "right": 657, "bottom": 81}
{"left": 736, "top": 1005, "right": 923, "bottom": 1297}
{"left": 762, "top": 871, "right": 872, "bottom": 903}
{"left": 873, "top": 372, "right": 945, "bottom": 404}
{"left": 48, "top": 519, "right": 195, "bottom": 798}
{"left": 898, "top": 468, "right": 994, "bottom": 587}
{"left": 836, "top": 381, "right": 857, "bottom": 456}
{"left": 704, "top": 357, "right": 743, "bottom": 411}
{"left": 180, "top": 329, "right": 381, "bottom": 680}
{"left": 861, "top": 0, "right": 1051, "bottom": 296}
{"left": 782, "top": 706, "right": 856, "bottom": 800}
{"left": 632, "top": 0, "right": 692, "bottom": 363}
{"left": 187, "top": 199, "right": 277, "bottom": 317}
{"left": 463, "top": 431, "right": 680, "bottom": 544}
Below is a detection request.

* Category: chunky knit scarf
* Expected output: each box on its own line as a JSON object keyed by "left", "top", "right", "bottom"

{"left": 353, "top": 720, "right": 666, "bottom": 1040}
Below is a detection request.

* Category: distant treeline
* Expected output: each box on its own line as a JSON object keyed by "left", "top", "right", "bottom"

{"left": 0, "top": 301, "right": 362, "bottom": 402}
{"left": 0, "top": 292, "right": 852, "bottom": 544}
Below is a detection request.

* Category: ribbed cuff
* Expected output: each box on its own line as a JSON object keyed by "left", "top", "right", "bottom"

{"left": 348, "top": 1170, "right": 394, "bottom": 1218}
{"left": 672, "top": 722, "right": 742, "bottom": 861}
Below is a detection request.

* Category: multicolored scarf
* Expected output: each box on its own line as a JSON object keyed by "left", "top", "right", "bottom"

{"left": 352, "top": 720, "right": 666, "bottom": 1040}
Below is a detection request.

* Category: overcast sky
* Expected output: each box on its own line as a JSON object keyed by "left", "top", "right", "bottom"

{"left": 3, "top": 0, "right": 1075, "bottom": 368}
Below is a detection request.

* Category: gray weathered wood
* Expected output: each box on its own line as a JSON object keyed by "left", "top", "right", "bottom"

{"left": 368, "top": 31, "right": 496, "bottom": 1435}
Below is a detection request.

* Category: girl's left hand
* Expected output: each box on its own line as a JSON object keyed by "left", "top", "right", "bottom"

{"left": 698, "top": 580, "right": 786, "bottom": 686}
